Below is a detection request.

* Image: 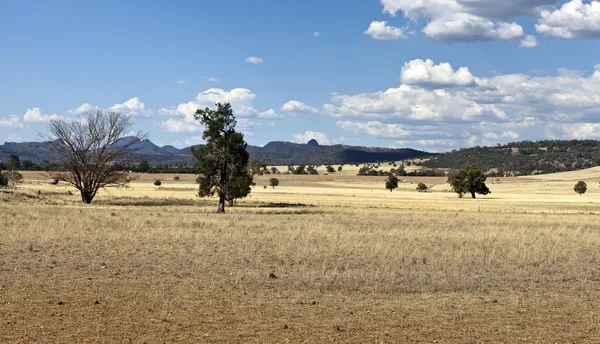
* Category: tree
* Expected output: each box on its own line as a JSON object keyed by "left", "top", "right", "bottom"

{"left": 174, "top": 176, "right": 180, "bottom": 181}
{"left": 192, "top": 103, "right": 251, "bottom": 213}
{"left": 337, "top": 166, "right": 343, "bottom": 172}
{"left": 7, "top": 154, "right": 21, "bottom": 172}
{"left": 47, "top": 110, "right": 144, "bottom": 204}
{"left": 574, "top": 181, "right": 587, "bottom": 195}
{"left": 270, "top": 177, "right": 280, "bottom": 189}
{"left": 138, "top": 160, "right": 150, "bottom": 173}
{"left": 447, "top": 165, "right": 490, "bottom": 199}
{"left": 270, "top": 167, "right": 279, "bottom": 174}
{"left": 386, "top": 175, "right": 399, "bottom": 192}
{"left": 326, "top": 165, "right": 335, "bottom": 173}
{"left": 417, "top": 183, "right": 428, "bottom": 192}
{"left": 249, "top": 159, "right": 268, "bottom": 177}
{"left": 154, "top": 179, "right": 162, "bottom": 186}
{"left": 307, "top": 165, "right": 319, "bottom": 175}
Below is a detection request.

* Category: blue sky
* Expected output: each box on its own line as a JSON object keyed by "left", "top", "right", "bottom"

{"left": 2, "top": 0, "right": 600, "bottom": 152}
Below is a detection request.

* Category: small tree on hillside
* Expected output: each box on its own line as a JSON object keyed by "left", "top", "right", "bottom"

{"left": 447, "top": 165, "right": 490, "bottom": 199}
{"left": 337, "top": 166, "right": 343, "bottom": 172}
{"left": 270, "top": 177, "right": 279, "bottom": 189}
{"left": 270, "top": 167, "right": 279, "bottom": 174}
{"left": 307, "top": 165, "right": 318, "bottom": 175}
{"left": 47, "top": 110, "right": 144, "bottom": 204}
{"left": 574, "top": 181, "right": 587, "bottom": 195}
{"left": 326, "top": 165, "right": 335, "bottom": 173}
{"left": 249, "top": 159, "right": 268, "bottom": 177}
{"left": 417, "top": 183, "right": 428, "bottom": 192}
{"left": 192, "top": 103, "right": 251, "bottom": 213}
{"left": 386, "top": 175, "right": 399, "bottom": 192}
{"left": 154, "top": 179, "right": 162, "bottom": 187}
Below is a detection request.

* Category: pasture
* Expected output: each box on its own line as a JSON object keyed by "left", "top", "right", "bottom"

{"left": 2, "top": 169, "right": 600, "bottom": 342}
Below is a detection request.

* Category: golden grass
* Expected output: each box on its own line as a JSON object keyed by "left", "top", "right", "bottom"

{"left": 3, "top": 169, "right": 600, "bottom": 342}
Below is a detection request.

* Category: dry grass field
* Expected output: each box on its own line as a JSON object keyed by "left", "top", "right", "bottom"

{"left": 2, "top": 169, "right": 600, "bottom": 342}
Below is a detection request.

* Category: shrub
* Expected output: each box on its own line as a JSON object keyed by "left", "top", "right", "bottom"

{"left": 326, "top": 165, "right": 335, "bottom": 173}
{"left": 337, "top": 166, "right": 343, "bottom": 172}
{"left": 154, "top": 179, "right": 162, "bottom": 187}
{"left": 269, "top": 178, "right": 280, "bottom": 189}
{"left": 174, "top": 176, "right": 180, "bottom": 181}
{"left": 417, "top": 183, "right": 428, "bottom": 192}
{"left": 0, "top": 173, "right": 8, "bottom": 187}
{"left": 574, "top": 181, "right": 587, "bottom": 195}
{"left": 307, "top": 166, "right": 318, "bottom": 175}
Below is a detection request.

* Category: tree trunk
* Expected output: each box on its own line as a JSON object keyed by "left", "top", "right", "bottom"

{"left": 80, "top": 190, "right": 94, "bottom": 204}
{"left": 218, "top": 194, "right": 225, "bottom": 213}
{"left": 470, "top": 191, "right": 476, "bottom": 199}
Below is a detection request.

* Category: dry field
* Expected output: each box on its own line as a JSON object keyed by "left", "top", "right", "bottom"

{"left": 2, "top": 169, "right": 600, "bottom": 342}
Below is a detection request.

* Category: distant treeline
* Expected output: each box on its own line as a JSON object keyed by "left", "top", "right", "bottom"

{"left": 418, "top": 140, "right": 600, "bottom": 176}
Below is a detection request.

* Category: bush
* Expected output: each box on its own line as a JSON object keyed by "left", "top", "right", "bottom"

{"left": 417, "top": 183, "right": 428, "bottom": 192}
{"left": 574, "top": 181, "right": 587, "bottom": 195}
{"left": 174, "top": 176, "right": 180, "bottom": 181}
{"left": 0, "top": 173, "right": 8, "bottom": 187}
{"left": 269, "top": 178, "right": 280, "bottom": 189}
{"left": 326, "top": 165, "right": 335, "bottom": 173}
{"left": 154, "top": 179, "right": 162, "bottom": 187}
{"left": 307, "top": 166, "right": 318, "bottom": 175}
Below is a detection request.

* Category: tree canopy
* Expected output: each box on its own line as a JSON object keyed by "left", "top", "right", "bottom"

{"left": 386, "top": 175, "right": 399, "bottom": 192}
{"left": 447, "top": 165, "right": 490, "bottom": 199}
{"left": 574, "top": 181, "right": 587, "bottom": 195}
{"left": 47, "top": 110, "right": 143, "bottom": 204}
{"left": 192, "top": 103, "right": 251, "bottom": 213}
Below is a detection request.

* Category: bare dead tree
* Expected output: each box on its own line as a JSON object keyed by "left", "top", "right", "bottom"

{"left": 46, "top": 110, "right": 145, "bottom": 204}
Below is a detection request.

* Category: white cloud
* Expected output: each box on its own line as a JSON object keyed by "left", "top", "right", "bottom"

{"left": 314, "top": 32, "right": 321, "bottom": 37}
{"left": 158, "top": 88, "right": 278, "bottom": 133}
{"left": 423, "top": 13, "right": 523, "bottom": 42}
{"left": 0, "top": 115, "right": 25, "bottom": 128}
{"left": 364, "top": 21, "right": 407, "bottom": 40}
{"left": 519, "top": 35, "right": 539, "bottom": 48}
{"left": 379, "top": 0, "right": 537, "bottom": 43}
{"left": 176, "top": 80, "right": 187, "bottom": 85}
{"left": 323, "top": 59, "right": 600, "bottom": 150}
{"left": 184, "top": 136, "right": 205, "bottom": 146}
{"left": 401, "top": 59, "right": 476, "bottom": 87}
{"left": 23, "top": 108, "right": 60, "bottom": 123}
{"left": 245, "top": 56, "right": 264, "bottom": 64}
{"left": 293, "top": 131, "right": 331, "bottom": 145}
{"left": 281, "top": 100, "right": 319, "bottom": 114}
{"left": 161, "top": 118, "right": 201, "bottom": 133}
{"left": 206, "top": 77, "right": 220, "bottom": 82}
{"left": 67, "top": 103, "right": 98, "bottom": 114}
{"left": 536, "top": 0, "right": 600, "bottom": 39}
{"left": 109, "top": 97, "right": 151, "bottom": 117}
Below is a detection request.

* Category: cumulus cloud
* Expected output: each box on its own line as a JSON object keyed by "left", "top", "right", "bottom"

{"left": 323, "top": 59, "right": 600, "bottom": 151}
{"left": 109, "top": 97, "right": 151, "bottom": 117}
{"left": 0, "top": 115, "right": 25, "bottom": 128}
{"left": 67, "top": 103, "right": 98, "bottom": 114}
{"left": 23, "top": 108, "right": 60, "bottom": 123}
{"left": 293, "top": 131, "right": 331, "bottom": 145}
{"left": 158, "top": 88, "right": 278, "bottom": 133}
{"left": 519, "top": 35, "right": 539, "bottom": 48}
{"left": 281, "top": 100, "right": 319, "bottom": 114}
{"left": 401, "top": 59, "right": 476, "bottom": 87}
{"left": 364, "top": 21, "right": 407, "bottom": 40}
{"left": 379, "top": 0, "right": 544, "bottom": 43}
{"left": 314, "top": 32, "right": 321, "bottom": 37}
{"left": 245, "top": 56, "right": 264, "bottom": 64}
{"left": 536, "top": 0, "right": 600, "bottom": 39}
{"left": 423, "top": 13, "right": 523, "bottom": 42}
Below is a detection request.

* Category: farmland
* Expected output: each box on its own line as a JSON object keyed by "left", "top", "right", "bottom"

{"left": 2, "top": 169, "right": 600, "bottom": 342}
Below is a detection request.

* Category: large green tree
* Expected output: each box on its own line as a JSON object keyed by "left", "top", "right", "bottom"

{"left": 7, "top": 154, "right": 21, "bottom": 172}
{"left": 192, "top": 103, "right": 251, "bottom": 213}
{"left": 448, "top": 165, "right": 490, "bottom": 199}
{"left": 386, "top": 175, "right": 399, "bottom": 192}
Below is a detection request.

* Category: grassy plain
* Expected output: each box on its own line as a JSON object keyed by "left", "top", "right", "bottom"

{"left": 2, "top": 169, "right": 600, "bottom": 342}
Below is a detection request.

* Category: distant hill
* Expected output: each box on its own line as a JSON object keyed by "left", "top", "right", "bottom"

{"left": 0, "top": 137, "right": 434, "bottom": 166}
{"left": 420, "top": 140, "right": 600, "bottom": 176}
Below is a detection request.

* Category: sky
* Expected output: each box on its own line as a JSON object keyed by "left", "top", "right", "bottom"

{"left": 2, "top": 0, "right": 600, "bottom": 152}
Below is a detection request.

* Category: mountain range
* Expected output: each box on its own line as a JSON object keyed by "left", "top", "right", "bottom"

{"left": 0, "top": 137, "right": 434, "bottom": 166}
